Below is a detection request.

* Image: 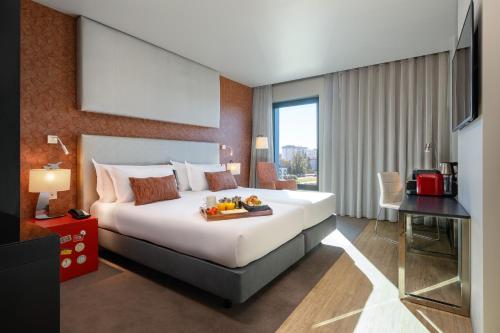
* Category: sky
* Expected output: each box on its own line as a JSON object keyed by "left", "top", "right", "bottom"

{"left": 278, "top": 102, "right": 317, "bottom": 152}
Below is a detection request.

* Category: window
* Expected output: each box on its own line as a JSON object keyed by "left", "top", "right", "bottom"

{"left": 273, "top": 97, "right": 319, "bottom": 191}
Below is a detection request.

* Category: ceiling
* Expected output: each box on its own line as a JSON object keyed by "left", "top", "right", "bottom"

{"left": 34, "top": 0, "right": 457, "bottom": 87}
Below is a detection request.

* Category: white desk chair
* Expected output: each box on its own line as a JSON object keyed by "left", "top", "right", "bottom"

{"left": 376, "top": 172, "right": 440, "bottom": 244}
{"left": 376, "top": 172, "right": 403, "bottom": 244}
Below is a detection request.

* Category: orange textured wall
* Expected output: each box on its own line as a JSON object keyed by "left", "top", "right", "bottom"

{"left": 20, "top": 0, "right": 253, "bottom": 220}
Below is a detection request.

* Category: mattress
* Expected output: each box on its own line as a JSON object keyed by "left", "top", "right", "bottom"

{"left": 91, "top": 191, "right": 303, "bottom": 268}
{"left": 91, "top": 201, "right": 120, "bottom": 231}
{"left": 214, "top": 187, "right": 336, "bottom": 229}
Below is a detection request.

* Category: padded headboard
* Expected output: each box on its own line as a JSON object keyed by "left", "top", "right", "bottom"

{"left": 78, "top": 134, "right": 220, "bottom": 211}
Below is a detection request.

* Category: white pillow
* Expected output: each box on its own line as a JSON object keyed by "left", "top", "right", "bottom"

{"left": 170, "top": 160, "right": 191, "bottom": 191}
{"left": 92, "top": 159, "right": 117, "bottom": 202}
{"left": 185, "top": 162, "right": 225, "bottom": 191}
{"left": 108, "top": 165, "right": 175, "bottom": 203}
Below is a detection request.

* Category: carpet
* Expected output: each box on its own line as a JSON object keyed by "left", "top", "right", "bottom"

{"left": 61, "top": 216, "right": 368, "bottom": 333}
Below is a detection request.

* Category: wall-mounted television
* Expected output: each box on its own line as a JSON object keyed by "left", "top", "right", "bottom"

{"left": 452, "top": 2, "right": 478, "bottom": 132}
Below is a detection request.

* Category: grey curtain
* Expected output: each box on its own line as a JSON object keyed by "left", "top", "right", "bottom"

{"left": 320, "top": 52, "right": 450, "bottom": 220}
{"left": 249, "top": 85, "right": 274, "bottom": 187}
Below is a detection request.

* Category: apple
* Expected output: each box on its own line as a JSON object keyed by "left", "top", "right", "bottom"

{"left": 207, "top": 207, "right": 218, "bottom": 216}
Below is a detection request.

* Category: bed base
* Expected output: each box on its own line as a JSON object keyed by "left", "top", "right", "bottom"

{"left": 98, "top": 215, "right": 336, "bottom": 304}
{"left": 303, "top": 215, "right": 337, "bottom": 252}
{"left": 99, "top": 229, "right": 304, "bottom": 304}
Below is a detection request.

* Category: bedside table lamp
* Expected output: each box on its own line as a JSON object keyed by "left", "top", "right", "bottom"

{"left": 29, "top": 168, "right": 71, "bottom": 220}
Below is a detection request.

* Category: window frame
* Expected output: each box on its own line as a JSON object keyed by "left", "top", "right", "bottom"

{"left": 272, "top": 96, "right": 320, "bottom": 191}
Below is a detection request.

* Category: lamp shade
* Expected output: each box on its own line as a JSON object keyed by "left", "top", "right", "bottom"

{"left": 226, "top": 162, "right": 241, "bottom": 175}
{"left": 29, "top": 169, "right": 71, "bottom": 193}
{"left": 255, "top": 136, "right": 269, "bottom": 149}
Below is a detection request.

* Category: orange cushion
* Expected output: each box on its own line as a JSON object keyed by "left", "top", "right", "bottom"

{"left": 129, "top": 175, "right": 180, "bottom": 205}
{"left": 205, "top": 170, "right": 238, "bottom": 192}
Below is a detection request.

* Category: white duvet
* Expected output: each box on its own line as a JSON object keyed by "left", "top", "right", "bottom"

{"left": 91, "top": 187, "right": 335, "bottom": 268}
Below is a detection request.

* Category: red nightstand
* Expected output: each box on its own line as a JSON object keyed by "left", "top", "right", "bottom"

{"left": 30, "top": 215, "right": 98, "bottom": 282}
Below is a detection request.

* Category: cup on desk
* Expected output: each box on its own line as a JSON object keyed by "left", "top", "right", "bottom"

{"left": 205, "top": 195, "right": 217, "bottom": 208}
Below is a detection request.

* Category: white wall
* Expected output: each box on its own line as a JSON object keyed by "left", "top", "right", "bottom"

{"left": 458, "top": 116, "right": 484, "bottom": 332}
{"left": 480, "top": 1, "right": 500, "bottom": 332}
{"left": 457, "top": 0, "right": 500, "bottom": 332}
{"left": 456, "top": 1, "right": 483, "bottom": 331}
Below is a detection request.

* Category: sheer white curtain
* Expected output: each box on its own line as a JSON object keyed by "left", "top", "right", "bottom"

{"left": 320, "top": 52, "right": 450, "bottom": 220}
{"left": 249, "top": 85, "right": 274, "bottom": 187}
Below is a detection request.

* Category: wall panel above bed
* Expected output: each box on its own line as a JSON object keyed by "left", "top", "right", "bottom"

{"left": 77, "top": 17, "right": 220, "bottom": 128}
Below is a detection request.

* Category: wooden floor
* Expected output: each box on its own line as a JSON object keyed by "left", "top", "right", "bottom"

{"left": 277, "top": 220, "right": 473, "bottom": 333}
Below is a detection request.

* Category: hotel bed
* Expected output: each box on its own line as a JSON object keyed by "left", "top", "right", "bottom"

{"left": 91, "top": 188, "right": 335, "bottom": 267}
{"left": 79, "top": 134, "right": 336, "bottom": 304}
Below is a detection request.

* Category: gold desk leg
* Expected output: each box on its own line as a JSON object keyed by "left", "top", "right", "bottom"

{"left": 460, "top": 218, "right": 471, "bottom": 316}
{"left": 398, "top": 212, "right": 406, "bottom": 299}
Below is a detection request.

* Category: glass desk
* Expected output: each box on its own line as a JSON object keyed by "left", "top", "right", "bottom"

{"left": 398, "top": 195, "right": 471, "bottom": 316}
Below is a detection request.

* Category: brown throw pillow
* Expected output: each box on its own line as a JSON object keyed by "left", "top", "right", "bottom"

{"left": 129, "top": 175, "right": 180, "bottom": 206}
{"left": 205, "top": 170, "right": 238, "bottom": 192}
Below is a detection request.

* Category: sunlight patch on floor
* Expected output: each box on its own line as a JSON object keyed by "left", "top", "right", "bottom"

{"left": 416, "top": 310, "right": 444, "bottom": 333}
{"left": 318, "top": 229, "right": 431, "bottom": 333}
{"left": 411, "top": 276, "right": 459, "bottom": 297}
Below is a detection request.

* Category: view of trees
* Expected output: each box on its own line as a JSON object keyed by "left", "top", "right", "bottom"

{"left": 278, "top": 149, "right": 317, "bottom": 189}
{"left": 289, "top": 152, "right": 311, "bottom": 176}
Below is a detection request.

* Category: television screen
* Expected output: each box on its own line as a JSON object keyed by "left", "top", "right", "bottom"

{"left": 452, "top": 3, "right": 477, "bottom": 131}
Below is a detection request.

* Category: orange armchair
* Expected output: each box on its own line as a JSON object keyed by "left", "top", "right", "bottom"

{"left": 256, "top": 162, "right": 297, "bottom": 190}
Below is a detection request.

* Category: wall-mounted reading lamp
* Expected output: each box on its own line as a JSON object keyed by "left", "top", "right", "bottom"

{"left": 220, "top": 144, "right": 233, "bottom": 156}
{"left": 48, "top": 135, "right": 69, "bottom": 155}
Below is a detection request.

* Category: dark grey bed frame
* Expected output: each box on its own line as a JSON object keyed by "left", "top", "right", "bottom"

{"left": 98, "top": 215, "right": 336, "bottom": 304}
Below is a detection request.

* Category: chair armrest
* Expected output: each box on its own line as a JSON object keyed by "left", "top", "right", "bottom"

{"left": 259, "top": 182, "right": 276, "bottom": 190}
{"left": 275, "top": 180, "right": 298, "bottom": 190}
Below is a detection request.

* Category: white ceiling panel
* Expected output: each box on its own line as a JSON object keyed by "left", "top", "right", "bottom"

{"left": 34, "top": 0, "right": 457, "bottom": 87}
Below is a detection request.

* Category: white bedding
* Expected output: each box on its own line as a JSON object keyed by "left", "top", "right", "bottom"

{"left": 91, "top": 201, "right": 120, "bottom": 231}
{"left": 92, "top": 191, "right": 303, "bottom": 268}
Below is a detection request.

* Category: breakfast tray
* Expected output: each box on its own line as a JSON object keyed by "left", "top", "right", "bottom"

{"left": 200, "top": 207, "right": 273, "bottom": 221}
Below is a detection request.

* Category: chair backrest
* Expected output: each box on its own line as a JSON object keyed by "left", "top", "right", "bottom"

{"left": 377, "top": 172, "right": 403, "bottom": 206}
{"left": 257, "top": 162, "right": 278, "bottom": 184}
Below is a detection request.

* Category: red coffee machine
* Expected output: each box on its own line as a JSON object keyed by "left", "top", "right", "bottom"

{"left": 416, "top": 173, "right": 444, "bottom": 196}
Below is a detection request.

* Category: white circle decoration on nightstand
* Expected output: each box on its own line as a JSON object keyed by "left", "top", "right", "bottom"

{"left": 61, "top": 258, "right": 72, "bottom": 268}
{"left": 75, "top": 242, "right": 85, "bottom": 253}
{"left": 77, "top": 255, "right": 87, "bottom": 264}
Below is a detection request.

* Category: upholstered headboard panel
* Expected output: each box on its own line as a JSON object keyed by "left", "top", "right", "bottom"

{"left": 78, "top": 134, "right": 220, "bottom": 211}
